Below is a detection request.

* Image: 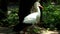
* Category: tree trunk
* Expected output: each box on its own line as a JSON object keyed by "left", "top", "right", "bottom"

{"left": 0, "top": 0, "right": 8, "bottom": 20}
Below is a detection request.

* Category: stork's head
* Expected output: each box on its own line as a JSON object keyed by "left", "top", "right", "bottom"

{"left": 39, "top": 4, "right": 43, "bottom": 9}
{"left": 36, "top": 0, "right": 43, "bottom": 9}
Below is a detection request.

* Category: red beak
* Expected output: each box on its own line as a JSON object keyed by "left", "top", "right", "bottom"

{"left": 39, "top": 5, "right": 43, "bottom": 9}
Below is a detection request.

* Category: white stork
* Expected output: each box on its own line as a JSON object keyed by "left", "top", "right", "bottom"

{"left": 23, "top": 0, "right": 43, "bottom": 26}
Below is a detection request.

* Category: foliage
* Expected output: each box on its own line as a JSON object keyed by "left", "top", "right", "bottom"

{"left": 0, "top": 7, "right": 19, "bottom": 27}
{"left": 42, "top": 3, "right": 60, "bottom": 30}
{"left": 8, "top": 7, "right": 19, "bottom": 25}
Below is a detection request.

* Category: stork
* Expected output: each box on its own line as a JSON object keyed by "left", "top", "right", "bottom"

{"left": 13, "top": 0, "right": 43, "bottom": 34}
{"left": 23, "top": 0, "right": 43, "bottom": 25}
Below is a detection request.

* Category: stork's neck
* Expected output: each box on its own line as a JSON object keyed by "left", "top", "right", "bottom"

{"left": 34, "top": 2, "right": 40, "bottom": 13}
{"left": 37, "top": 4, "right": 40, "bottom": 13}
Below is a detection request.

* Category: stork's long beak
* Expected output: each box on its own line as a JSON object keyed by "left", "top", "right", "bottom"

{"left": 39, "top": 5, "right": 43, "bottom": 9}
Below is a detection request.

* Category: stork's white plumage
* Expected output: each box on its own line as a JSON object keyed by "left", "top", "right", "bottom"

{"left": 23, "top": 1, "right": 41, "bottom": 24}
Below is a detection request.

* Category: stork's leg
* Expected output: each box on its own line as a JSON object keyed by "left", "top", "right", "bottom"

{"left": 23, "top": 28, "right": 26, "bottom": 34}
{"left": 23, "top": 27, "right": 28, "bottom": 34}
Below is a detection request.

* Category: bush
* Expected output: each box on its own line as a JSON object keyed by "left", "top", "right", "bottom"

{"left": 0, "top": 7, "right": 19, "bottom": 27}
{"left": 42, "top": 4, "right": 60, "bottom": 30}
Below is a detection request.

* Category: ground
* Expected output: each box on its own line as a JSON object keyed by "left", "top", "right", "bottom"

{"left": 0, "top": 27, "right": 59, "bottom": 34}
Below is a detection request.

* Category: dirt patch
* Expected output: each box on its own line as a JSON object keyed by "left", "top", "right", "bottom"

{"left": 41, "top": 30, "right": 59, "bottom": 34}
